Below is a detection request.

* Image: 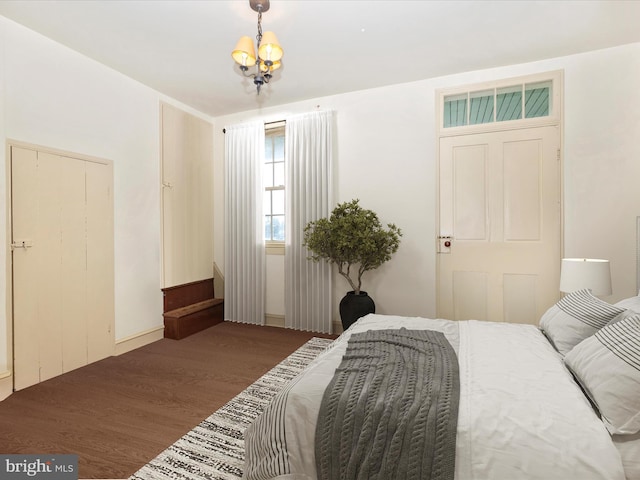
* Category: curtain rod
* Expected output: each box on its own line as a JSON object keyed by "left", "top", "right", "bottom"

{"left": 222, "top": 119, "right": 285, "bottom": 134}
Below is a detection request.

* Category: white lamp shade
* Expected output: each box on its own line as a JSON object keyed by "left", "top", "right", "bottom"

{"left": 232, "top": 36, "right": 257, "bottom": 67}
{"left": 560, "top": 258, "right": 612, "bottom": 296}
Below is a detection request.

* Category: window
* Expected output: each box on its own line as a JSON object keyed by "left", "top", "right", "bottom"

{"left": 443, "top": 79, "right": 553, "bottom": 128}
{"left": 264, "top": 126, "right": 285, "bottom": 242}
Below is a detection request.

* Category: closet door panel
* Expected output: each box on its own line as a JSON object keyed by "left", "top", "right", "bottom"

{"left": 56, "top": 154, "right": 88, "bottom": 374}
{"left": 34, "top": 153, "right": 65, "bottom": 382}
{"left": 11, "top": 147, "right": 41, "bottom": 390}
{"left": 86, "top": 160, "right": 115, "bottom": 362}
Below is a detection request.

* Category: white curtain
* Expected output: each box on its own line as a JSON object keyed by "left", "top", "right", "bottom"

{"left": 224, "top": 121, "right": 266, "bottom": 325}
{"left": 284, "top": 110, "right": 334, "bottom": 333}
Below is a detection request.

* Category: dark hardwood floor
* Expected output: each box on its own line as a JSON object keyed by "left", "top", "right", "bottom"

{"left": 0, "top": 322, "right": 335, "bottom": 479}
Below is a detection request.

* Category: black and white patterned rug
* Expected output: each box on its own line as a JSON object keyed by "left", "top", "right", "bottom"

{"left": 129, "top": 337, "right": 333, "bottom": 480}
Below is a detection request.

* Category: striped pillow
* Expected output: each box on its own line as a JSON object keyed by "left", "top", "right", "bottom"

{"left": 540, "top": 289, "right": 627, "bottom": 355}
{"left": 564, "top": 315, "right": 640, "bottom": 434}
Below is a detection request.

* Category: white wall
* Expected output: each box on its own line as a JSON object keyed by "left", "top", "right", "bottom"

{"left": 0, "top": 17, "right": 213, "bottom": 378}
{"left": 266, "top": 255, "right": 285, "bottom": 317}
{"left": 562, "top": 45, "right": 640, "bottom": 296}
{"left": 214, "top": 43, "right": 640, "bottom": 327}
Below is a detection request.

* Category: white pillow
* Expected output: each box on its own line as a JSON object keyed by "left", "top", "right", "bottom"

{"left": 539, "top": 289, "right": 625, "bottom": 355}
{"left": 564, "top": 315, "right": 640, "bottom": 435}
{"left": 615, "top": 295, "right": 640, "bottom": 314}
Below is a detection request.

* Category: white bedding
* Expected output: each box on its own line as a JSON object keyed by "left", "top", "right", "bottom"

{"left": 244, "top": 314, "right": 625, "bottom": 480}
{"left": 613, "top": 433, "right": 640, "bottom": 480}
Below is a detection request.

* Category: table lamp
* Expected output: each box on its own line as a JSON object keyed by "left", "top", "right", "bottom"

{"left": 559, "top": 258, "right": 612, "bottom": 296}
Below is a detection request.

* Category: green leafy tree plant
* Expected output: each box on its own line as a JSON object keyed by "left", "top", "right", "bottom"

{"left": 303, "top": 199, "right": 402, "bottom": 294}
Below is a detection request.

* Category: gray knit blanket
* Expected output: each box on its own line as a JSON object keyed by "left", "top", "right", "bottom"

{"left": 315, "top": 328, "right": 460, "bottom": 480}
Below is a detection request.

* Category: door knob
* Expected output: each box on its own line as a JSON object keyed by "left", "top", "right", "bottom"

{"left": 437, "top": 236, "right": 452, "bottom": 254}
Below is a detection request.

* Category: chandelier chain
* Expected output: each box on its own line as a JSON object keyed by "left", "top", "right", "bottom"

{"left": 256, "top": 11, "right": 263, "bottom": 47}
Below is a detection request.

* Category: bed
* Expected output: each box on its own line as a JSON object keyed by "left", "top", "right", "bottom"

{"left": 244, "top": 290, "right": 640, "bottom": 480}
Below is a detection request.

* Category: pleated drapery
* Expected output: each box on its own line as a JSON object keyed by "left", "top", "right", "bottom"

{"left": 224, "top": 121, "right": 266, "bottom": 325}
{"left": 284, "top": 110, "right": 334, "bottom": 333}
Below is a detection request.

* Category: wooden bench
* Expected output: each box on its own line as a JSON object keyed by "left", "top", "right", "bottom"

{"left": 162, "top": 279, "right": 224, "bottom": 340}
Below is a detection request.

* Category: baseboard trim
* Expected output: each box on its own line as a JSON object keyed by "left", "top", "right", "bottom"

{"left": 265, "top": 314, "right": 285, "bottom": 328}
{"left": 115, "top": 326, "right": 165, "bottom": 355}
{"left": 0, "top": 371, "right": 12, "bottom": 401}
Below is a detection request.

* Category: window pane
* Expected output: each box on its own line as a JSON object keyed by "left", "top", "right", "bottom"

{"left": 265, "top": 215, "right": 272, "bottom": 241}
{"left": 469, "top": 90, "right": 494, "bottom": 125}
{"left": 272, "top": 215, "right": 285, "bottom": 241}
{"left": 274, "top": 162, "right": 284, "bottom": 186}
{"left": 263, "top": 162, "right": 274, "bottom": 188}
{"left": 525, "top": 81, "right": 551, "bottom": 118}
{"left": 273, "top": 135, "right": 285, "bottom": 162}
{"left": 272, "top": 189, "right": 284, "bottom": 215}
{"left": 496, "top": 86, "right": 522, "bottom": 122}
{"left": 443, "top": 93, "right": 467, "bottom": 128}
{"left": 265, "top": 136, "right": 273, "bottom": 160}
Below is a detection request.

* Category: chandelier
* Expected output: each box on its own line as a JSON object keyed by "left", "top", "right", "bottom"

{"left": 231, "top": 0, "right": 283, "bottom": 94}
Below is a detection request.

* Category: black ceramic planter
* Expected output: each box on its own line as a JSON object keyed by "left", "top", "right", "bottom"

{"left": 339, "top": 291, "right": 375, "bottom": 330}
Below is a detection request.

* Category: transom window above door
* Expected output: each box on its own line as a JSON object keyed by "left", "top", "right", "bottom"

{"left": 439, "top": 71, "right": 561, "bottom": 134}
{"left": 444, "top": 81, "right": 551, "bottom": 128}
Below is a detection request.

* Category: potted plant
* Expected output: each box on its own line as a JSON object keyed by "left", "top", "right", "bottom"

{"left": 303, "top": 199, "right": 402, "bottom": 330}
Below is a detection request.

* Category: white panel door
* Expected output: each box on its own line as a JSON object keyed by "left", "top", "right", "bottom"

{"left": 437, "top": 126, "right": 561, "bottom": 324}
{"left": 11, "top": 146, "right": 114, "bottom": 390}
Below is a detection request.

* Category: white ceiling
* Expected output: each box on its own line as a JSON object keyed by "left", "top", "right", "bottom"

{"left": 1, "top": 0, "right": 639, "bottom": 118}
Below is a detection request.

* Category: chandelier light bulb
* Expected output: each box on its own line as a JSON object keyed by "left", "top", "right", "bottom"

{"left": 258, "top": 31, "right": 283, "bottom": 62}
{"left": 232, "top": 36, "right": 257, "bottom": 67}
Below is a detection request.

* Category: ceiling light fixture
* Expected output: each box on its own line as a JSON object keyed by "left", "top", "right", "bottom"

{"left": 231, "top": 0, "right": 283, "bottom": 94}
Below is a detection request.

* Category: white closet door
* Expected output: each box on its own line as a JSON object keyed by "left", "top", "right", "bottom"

{"left": 161, "top": 103, "right": 214, "bottom": 288}
{"left": 11, "top": 145, "right": 114, "bottom": 391}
